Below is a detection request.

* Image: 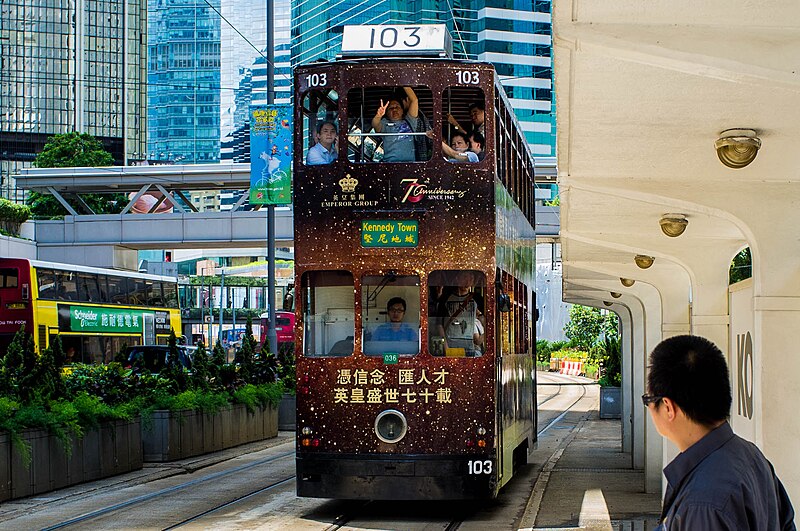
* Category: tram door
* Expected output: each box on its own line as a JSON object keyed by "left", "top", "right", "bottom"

{"left": 143, "top": 313, "right": 155, "bottom": 344}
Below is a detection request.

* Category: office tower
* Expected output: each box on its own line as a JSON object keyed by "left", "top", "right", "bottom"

{"left": 290, "top": 0, "right": 554, "bottom": 159}
{"left": 0, "top": 0, "right": 148, "bottom": 200}
{"left": 147, "top": 0, "right": 222, "bottom": 164}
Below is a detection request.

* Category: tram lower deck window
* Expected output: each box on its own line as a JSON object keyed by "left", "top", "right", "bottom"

{"left": 301, "top": 270, "right": 355, "bottom": 357}
{"left": 362, "top": 274, "right": 420, "bottom": 356}
{"left": 428, "top": 270, "right": 486, "bottom": 358}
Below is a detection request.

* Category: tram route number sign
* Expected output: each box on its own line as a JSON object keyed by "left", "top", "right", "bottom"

{"left": 341, "top": 24, "right": 452, "bottom": 57}
{"left": 361, "top": 220, "right": 418, "bottom": 248}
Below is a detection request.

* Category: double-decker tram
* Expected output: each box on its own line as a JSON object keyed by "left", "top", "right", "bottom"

{"left": 0, "top": 258, "right": 181, "bottom": 359}
{"left": 293, "top": 25, "right": 537, "bottom": 499}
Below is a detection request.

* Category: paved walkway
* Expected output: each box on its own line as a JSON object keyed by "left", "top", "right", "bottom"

{"left": 522, "top": 394, "right": 662, "bottom": 530}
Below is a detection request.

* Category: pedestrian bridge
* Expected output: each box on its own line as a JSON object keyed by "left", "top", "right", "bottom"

{"left": 17, "top": 163, "right": 558, "bottom": 267}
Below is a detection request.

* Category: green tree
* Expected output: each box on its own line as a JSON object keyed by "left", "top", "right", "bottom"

{"left": 564, "top": 305, "right": 619, "bottom": 353}
{"left": 161, "top": 329, "right": 188, "bottom": 392}
{"left": 0, "top": 327, "right": 38, "bottom": 401}
{"left": 729, "top": 247, "right": 752, "bottom": 284}
{"left": 27, "top": 132, "right": 126, "bottom": 218}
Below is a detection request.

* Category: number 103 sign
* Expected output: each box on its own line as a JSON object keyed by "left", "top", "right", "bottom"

{"left": 341, "top": 24, "right": 452, "bottom": 57}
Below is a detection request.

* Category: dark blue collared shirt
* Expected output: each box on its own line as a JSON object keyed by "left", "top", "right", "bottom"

{"left": 657, "top": 422, "right": 795, "bottom": 530}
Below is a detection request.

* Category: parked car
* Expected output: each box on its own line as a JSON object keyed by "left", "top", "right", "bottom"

{"left": 124, "top": 345, "right": 195, "bottom": 373}
{"left": 258, "top": 310, "right": 295, "bottom": 351}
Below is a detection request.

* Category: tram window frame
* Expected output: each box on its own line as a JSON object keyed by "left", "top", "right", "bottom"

{"left": 345, "top": 85, "right": 434, "bottom": 163}
{"left": 442, "top": 87, "right": 487, "bottom": 164}
{"left": 76, "top": 271, "right": 103, "bottom": 302}
{"left": 301, "top": 88, "right": 340, "bottom": 167}
{"left": 361, "top": 273, "right": 420, "bottom": 357}
{"left": 301, "top": 270, "right": 355, "bottom": 358}
{"left": 107, "top": 275, "right": 130, "bottom": 305}
{"left": 428, "top": 270, "right": 487, "bottom": 358}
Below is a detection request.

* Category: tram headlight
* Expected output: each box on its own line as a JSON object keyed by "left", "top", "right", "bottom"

{"left": 374, "top": 409, "right": 408, "bottom": 444}
{"left": 477, "top": 427, "right": 486, "bottom": 436}
{"left": 302, "top": 426, "right": 313, "bottom": 436}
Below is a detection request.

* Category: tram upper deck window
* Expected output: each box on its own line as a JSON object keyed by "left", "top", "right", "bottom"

{"left": 301, "top": 89, "right": 340, "bottom": 166}
{"left": 346, "top": 86, "right": 433, "bottom": 163}
{"left": 361, "top": 273, "right": 420, "bottom": 357}
{"left": 442, "top": 87, "right": 486, "bottom": 163}
{"left": 0, "top": 268, "right": 18, "bottom": 288}
{"left": 428, "top": 270, "right": 486, "bottom": 358}
{"left": 302, "top": 270, "right": 354, "bottom": 357}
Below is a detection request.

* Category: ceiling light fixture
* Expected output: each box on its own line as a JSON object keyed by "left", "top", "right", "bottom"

{"left": 715, "top": 128, "right": 761, "bottom": 169}
{"left": 660, "top": 214, "right": 688, "bottom": 238}
{"left": 610, "top": 292, "right": 622, "bottom": 298}
{"left": 620, "top": 277, "right": 635, "bottom": 287}
{"left": 635, "top": 255, "right": 655, "bottom": 269}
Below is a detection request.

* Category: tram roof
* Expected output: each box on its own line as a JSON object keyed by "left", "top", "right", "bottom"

{"left": 17, "top": 258, "right": 180, "bottom": 283}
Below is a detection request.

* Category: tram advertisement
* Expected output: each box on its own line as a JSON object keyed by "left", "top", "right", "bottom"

{"left": 249, "top": 104, "right": 292, "bottom": 205}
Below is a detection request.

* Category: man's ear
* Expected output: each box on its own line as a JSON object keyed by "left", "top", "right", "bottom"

{"left": 660, "top": 397, "right": 679, "bottom": 421}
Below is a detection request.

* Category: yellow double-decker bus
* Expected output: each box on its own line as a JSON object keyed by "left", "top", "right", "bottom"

{"left": 0, "top": 258, "right": 181, "bottom": 362}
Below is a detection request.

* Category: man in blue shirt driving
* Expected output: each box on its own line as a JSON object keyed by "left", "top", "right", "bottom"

{"left": 372, "top": 297, "right": 417, "bottom": 342}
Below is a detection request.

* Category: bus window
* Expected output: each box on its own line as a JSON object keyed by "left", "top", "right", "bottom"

{"left": 361, "top": 274, "right": 420, "bottom": 357}
{"left": 150, "top": 280, "right": 166, "bottom": 307}
{"left": 302, "top": 89, "right": 339, "bottom": 166}
{"left": 55, "top": 270, "right": 79, "bottom": 301}
{"left": 428, "top": 270, "right": 486, "bottom": 358}
{"left": 346, "top": 86, "right": 433, "bottom": 163}
{"left": 37, "top": 269, "right": 56, "bottom": 299}
{"left": 107, "top": 275, "right": 130, "bottom": 304}
{"left": 443, "top": 87, "right": 486, "bottom": 163}
{"left": 0, "top": 267, "right": 18, "bottom": 288}
{"left": 301, "top": 270, "right": 354, "bottom": 357}
{"left": 77, "top": 272, "right": 102, "bottom": 302}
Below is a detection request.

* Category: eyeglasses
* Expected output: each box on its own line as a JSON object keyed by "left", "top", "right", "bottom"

{"left": 641, "top": 394, "right": 663, "bottom": 407}
{"left": 388, "top": 307, "right": 405, "bottom": 313}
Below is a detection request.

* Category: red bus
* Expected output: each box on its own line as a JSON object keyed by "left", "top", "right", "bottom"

{"left": 292, "top": 25, "right": 537, "bottom": 500}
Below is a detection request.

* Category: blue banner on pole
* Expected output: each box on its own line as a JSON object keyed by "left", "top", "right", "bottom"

{"left": 250, "top": 105, "right": 292, "bottom": 205}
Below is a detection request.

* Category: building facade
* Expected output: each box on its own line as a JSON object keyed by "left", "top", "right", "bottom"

{"left": 290, "top": 0, "right": 554, "bottom": 160}
{"left": 0, "top": 0, "right": 148, "bottom": 200}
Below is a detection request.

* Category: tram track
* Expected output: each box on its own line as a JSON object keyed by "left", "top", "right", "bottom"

{"left": 38, "top": 450, "right": 296, "bottom": 530}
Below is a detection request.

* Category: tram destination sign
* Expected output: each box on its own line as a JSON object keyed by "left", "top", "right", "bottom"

{"left": 341, "top": 24, "right": 452, "bottom": 58}
{"left": 361, "top": 220, "right": 418, "bottom": 248}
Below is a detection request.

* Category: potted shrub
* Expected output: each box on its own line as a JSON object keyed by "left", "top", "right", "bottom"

{"left": 598, "top": 337, "right": 622, "bottom": 419}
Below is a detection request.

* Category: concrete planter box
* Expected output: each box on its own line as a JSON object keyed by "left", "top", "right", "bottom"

{"left": 142, "top": 403, "right": 277, "bottom": 462}
{"left": 599, "top": 386, "right": 622, "bottom": 419}
{"left": 0, "top": 419, "right": 142, "bottom": 502}
{"left": 278, "top": 393, "right": 296, "bottom": 431}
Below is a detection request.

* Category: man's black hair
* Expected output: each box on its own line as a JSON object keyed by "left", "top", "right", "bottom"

{"left": 316, "top": 121, "right": 337, "bottom": 134}
{"left": 469, "top": 131, "right": 486, "bottom": 149}
{"left": 468, "top": 101, "right": 485, "bottom": 112}
{"left": 647, "top": 335, "right": 732, "bottom": 426}
{"left": 386, "top": 297, "right": 406, "bottom": 311}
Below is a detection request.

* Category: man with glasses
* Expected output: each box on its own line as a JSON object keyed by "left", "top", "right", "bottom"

{"left": 645, "top": 335, "right": 794, "bottom": 530}
{"left": 372, "top": 297, "right": 417, "bottom": 342}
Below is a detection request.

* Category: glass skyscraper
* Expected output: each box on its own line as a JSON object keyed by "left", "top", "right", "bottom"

{"left": 147, "top": 0, "right": 221, "bottom": 164}
{"left": 291, "top": 0, "right": 554, "bottom": 159}
{"left": 146, "top": 0, "right": 291, "bottom": 164}
{"left": 0, "top": 0, "right": 148, "bottom": 200}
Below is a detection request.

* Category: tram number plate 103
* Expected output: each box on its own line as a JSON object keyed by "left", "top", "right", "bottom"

{"left": 467, "top": 459, "right": 492, "bottom": 475}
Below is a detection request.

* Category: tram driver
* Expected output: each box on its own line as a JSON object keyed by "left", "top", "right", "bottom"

{"left": 372, "top": 297, "right": 418, "bottom": 342}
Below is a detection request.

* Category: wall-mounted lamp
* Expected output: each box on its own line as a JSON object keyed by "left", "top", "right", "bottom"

{"left": 620, "top": 277, "right": 635, "bottom": 287}
{"left": 635, "top": 255, "right": 655, "bottom": 269}
{"left": 715, "top": 128, "right": 761, "bottom": 169}
{"left": 603, "top": 301, "right": 613, "bottom": 307}
{"left": 610, "top": 291, "right": 622, "bottom": 298}
{"left": 660, "top": 214, "right": 688, "bottom": 238}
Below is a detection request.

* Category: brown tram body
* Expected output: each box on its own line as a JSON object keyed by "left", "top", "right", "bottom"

{"left": 293, "top": 56, "right": 537, "bottom": 500}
